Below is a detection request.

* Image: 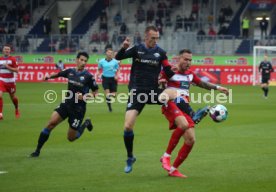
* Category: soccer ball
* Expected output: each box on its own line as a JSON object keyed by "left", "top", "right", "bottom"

{"left": 209, "top": 104, "right": 228, "bottom": 123}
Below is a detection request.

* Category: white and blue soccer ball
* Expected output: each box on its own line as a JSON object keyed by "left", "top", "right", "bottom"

{"left": 209, "top": 104, "right": 228, "bottom": 123}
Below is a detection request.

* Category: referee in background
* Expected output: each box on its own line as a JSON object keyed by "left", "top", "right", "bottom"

{"left": 96, "top": 48, "right": 120, "bottom": 112}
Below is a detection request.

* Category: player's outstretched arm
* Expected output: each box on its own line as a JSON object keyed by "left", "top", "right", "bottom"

{"left": 115, "top": 37, "right": 135, "bottom": 60}
{"left": 44, "top": 73, "right": 59, "bottom": 80}
{"left": 198, "top": 81, "right": 229, "bottom": 95}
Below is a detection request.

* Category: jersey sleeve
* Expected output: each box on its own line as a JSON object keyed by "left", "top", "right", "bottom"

{"left": 269, "top": 62, "right": 274, "bottom": 72}
{"left": 57, "top": 68, "right": 70, "bottom": 78}
{"left": 11, "top": 57, "right": 18, "bottom": 68}
{"left": 89, "top": 75, "right": 99, "bottom": 91}
{"left": 115, "top": 45, "right": 137, "bottom": 60}
{"left": 191, "top": 71, "right": 201, "bottom": 85}
{"left": 160, "top": 52, "right": 174, "bottom": 78}
{"left": 98, "top": 60, "right": 103, "bottom": 69}
{"left": 159, "top": 70, "right": 169, "bottom": 81}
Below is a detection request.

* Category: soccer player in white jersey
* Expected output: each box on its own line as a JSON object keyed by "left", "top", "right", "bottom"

{"left": 159, "top": 49, "right": 229, "bottom": 178}
{"left": 0, "top": 45, "right": 20, "bottom": 120}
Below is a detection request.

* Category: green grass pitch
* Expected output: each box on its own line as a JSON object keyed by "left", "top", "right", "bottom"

{"left": 0, "top": 83, "right": 276, "bottom": 192}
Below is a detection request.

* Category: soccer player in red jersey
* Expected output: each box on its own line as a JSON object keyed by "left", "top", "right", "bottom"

{"left": 0, "top": 45, "right": 20, "bottom": 120}
{"left": 159, "top": 49, "right": 229, "bottom": 178}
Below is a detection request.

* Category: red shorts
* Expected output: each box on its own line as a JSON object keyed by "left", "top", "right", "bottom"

{"left": 0, "top": 81, "right": 16, "bottom": 94}
{"left": 162, "top": 101, "right": 195, "bottom": 130}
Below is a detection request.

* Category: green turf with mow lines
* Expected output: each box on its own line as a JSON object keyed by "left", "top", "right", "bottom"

{"left": 0, "top": 83, "right": 276, "bottom": 192}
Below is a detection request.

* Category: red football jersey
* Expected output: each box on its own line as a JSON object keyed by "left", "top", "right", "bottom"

{"left": 0, "top": 56, "right": 18, "bottom": 84}
{"left": 160, "top": 69, "right": 201, "bottom": 101}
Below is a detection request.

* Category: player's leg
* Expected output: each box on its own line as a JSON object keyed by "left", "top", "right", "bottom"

{"left": 0, "top": 82, "right": 7, "bottom": 120}
{"left": 160, "top": 101, "right": 189, "bottom": 171}
{"left": 0, "top": 91, "right": 3, "bottom": 120}
{"left": 66, "top": 107, "right": 92, "bottom": 141}
{"left": 102, "top": 77, "right": 112, "bottom": 112}
{"left": 108, "top": 78, "right": 118, "bottom": 112}
{"left": 30, "top": 111, "right": 64, "bottom": 157}
{"left": 9, "top": 86, "right": 20, "bottom": 118}
{"left": 124, "top": 109, "right": 139, "bottom": 173}
{"left": 169, "top": 128, "right": 195, "bottom": 178}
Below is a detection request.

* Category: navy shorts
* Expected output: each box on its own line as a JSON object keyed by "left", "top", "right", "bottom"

{"left": 55, "top": 102, "right": 86, "bottom": 130}
{"left": 102, "top": 76, "right": 117, "bottom": 92}
{"left": 261, "top": 77, "right": 270, "bottom": 84}
{"left": 126, "top": 88, "right": 164, "bottom": 114}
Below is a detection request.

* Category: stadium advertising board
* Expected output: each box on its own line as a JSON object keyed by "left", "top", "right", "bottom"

{"left": 16, "top": 64, "right": 267, "bottom": 85}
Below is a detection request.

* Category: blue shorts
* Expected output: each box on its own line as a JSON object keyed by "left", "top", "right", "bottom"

{"left": 55, "top": 102, "right": 86, "bottom": 130}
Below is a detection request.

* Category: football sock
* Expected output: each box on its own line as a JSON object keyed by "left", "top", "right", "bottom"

{"left": 0, "top": 97, "right": 3, "bottom": 113}
{"left": 76, "top": 122, "right": 87, "bottom": 138}
{"left": 172, "top": 143, "right": 193, "bottom": 168}
{"left": 12, "top": 96, "right": 19, "bottom": 109}
{"left": 264, "top": 87, "right": 269, "bottom": 97}
{"left": 124, "top": 130, "right": 134, "bottom": 158}
{"left": 35, "top": 128, "right": 51, "bottom": 153}
{"left": 174, "top": 97, "right": 194, "bottom": 116}
{"left": 106, "top": 96, "right": 112, "bottom": 111}
{"left": 166, "top": 127, "right": 185, "bottom": 155}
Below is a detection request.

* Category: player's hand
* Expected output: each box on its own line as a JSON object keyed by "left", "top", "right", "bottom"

{"left": 218, "top": 86, "right": 229, "bottom": 96}
{"left": 114, "top": 75, "right": 119, "bottom": 81}
{"left": 122, "top": 37, "right": 130, "bottom": 49}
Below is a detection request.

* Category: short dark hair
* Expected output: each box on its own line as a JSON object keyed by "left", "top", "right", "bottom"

{"left": 77, "top": 52, "right": 89, "bottom": 59}
{"left": 105, "top": 48, "right": 113, "bottom": 52}
{"left": 179, "top": 49, "right": 192, "bottom": 55}
{"left": 145, "top": 26, "right": 158, "bottom": 34}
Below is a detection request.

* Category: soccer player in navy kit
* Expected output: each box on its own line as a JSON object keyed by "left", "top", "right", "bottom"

{"left": 115, "top": 26, "right": 175, "bottom": 173}
{"left": 259, "top": 55, "right": 274, "bottom": 98}
{"left": 96, "top": 48, "right": 120, "bottom": 112}
{"left": 30, "top": 52, "right": 98, "bottom": 157}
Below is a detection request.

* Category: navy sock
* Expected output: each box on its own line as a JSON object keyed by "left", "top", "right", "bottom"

{"left": 106, "top": 96, "right": 112, "bottom": 111}
{"left": 76, "top": 121, "right": 87, "bottom": 138}
{"left": 174, "top": 97, "right": 194, "bottom": 116}
{"left": 124, "top": 130, "right": 134, "bottom": 158}
{"left": 264, "top": 87, "right": 269, "bottom": 97}
{"left": 35, "top": 128, "right": 51, "bottom": 153}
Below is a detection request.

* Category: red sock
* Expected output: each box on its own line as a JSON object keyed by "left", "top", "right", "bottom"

{"left": 173, "top": 143, "right": 193, "bottom": 168}
{"left": 0, "top": 97, "right": 3, "bottom": 113}
{"left": 12, "top": 96, "right": 18, "bottom": 109}
{"left": 166, "top": 127, "right": 185, "bottom": 155}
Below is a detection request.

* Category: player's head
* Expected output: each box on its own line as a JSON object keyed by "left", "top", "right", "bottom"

{"left": 2, "top": 44, "right": 11, "bottom": 57}
{"left": 264, "top": 55, "right": 268, "bottom": 61}
{"left": 178, "top": 49, "right": 192, "bottom": 72}
{"left": 76, "top": 52, "right": 89, "bottom": 70}
{"left": 144, "top": 26, "right": 159, "bottom": 48}
{"left": 105, "top": 48, "right": 114, "bottom": 60}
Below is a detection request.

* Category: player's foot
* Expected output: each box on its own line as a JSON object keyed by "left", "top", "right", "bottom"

{"left": 192, "top": 106, "right": 210, "bottom": 124}
{"left": 83, "top": 119, "right": 93, "bottom": 132}
{"left": 0, "top": 113, "right": 3, "bottom": 120}
{"left": 30, "top": 151, "right": 40, "bottom": 158}
{"left": 124, "top": 157, "right": 136, "bottom": 173}
{"left": 160, "top": 156, "right": 171, "bottom": 171}
{"left": 169, "top": 169, "right": 188, "bottom": 178}
{"left": 108, "top": 106, "right": 112, "bottom": 112}
{"left": 15, "top": 109, "right": 20, "bottom": 119}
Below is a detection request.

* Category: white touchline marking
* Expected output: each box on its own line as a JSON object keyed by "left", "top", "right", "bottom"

{"left": 0, "top": 171, "right": 8, "bottom": 174}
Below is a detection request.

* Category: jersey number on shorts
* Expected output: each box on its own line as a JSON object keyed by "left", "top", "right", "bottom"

{"left": 72, "top": 119, "right": 80, "bottom": 127}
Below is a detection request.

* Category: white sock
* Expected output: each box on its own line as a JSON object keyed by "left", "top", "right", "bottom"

{"left": 163, "top": 152, "right": 171, "bottom": 157}
{"left": 169, "top": 166, "right": 176, "bottom": 173}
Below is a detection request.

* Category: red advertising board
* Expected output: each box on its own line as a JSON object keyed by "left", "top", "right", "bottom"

{"left": 16, "top": 64, "right": 276, "bottom": 85}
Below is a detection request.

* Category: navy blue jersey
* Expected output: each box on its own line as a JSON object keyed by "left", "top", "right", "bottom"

{"left": 116, "top": 44, "right": 172, "bottom": 90}
{"left": 57, "top": 68, "right": 98, "bottom": 105}
{"left": 259, "top": 61, "right": 273, "bottom": 78}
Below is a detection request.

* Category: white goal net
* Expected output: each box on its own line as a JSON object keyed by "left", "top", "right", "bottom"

{"left": 253, "top": 46, "right": 276, "bottom": 86}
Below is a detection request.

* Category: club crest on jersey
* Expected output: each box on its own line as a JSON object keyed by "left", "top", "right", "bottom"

{"left": 154, "top": 53, "right": 160, "bottom": 58}
{"left": 80, "top": 76, "right": 84, "bottom": 81}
